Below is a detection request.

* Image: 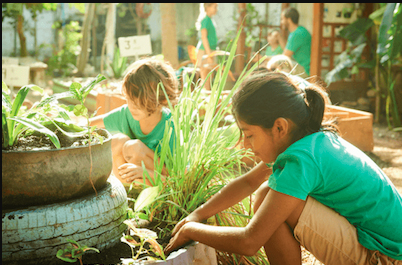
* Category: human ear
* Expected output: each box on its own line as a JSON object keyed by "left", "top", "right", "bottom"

{"left": 273, "top": 118, "right": 289, "bottom": 138}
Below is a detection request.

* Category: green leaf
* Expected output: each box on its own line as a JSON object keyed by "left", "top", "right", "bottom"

{"left": 69, "top": 82, "right": 83, "bottom": 102}
{"left": 2, "top": 91, "right": 12, "bottom": 113}
{"left": 2, "top": 81, "right": 9, "bottom": 93}
{"left": 73, "top": 104, "right": 87, "bottom": 117}
{"left": 79, "top": 74, "right": 106, "bottom": 100}
{"left": 8, "top": 116, "right": 61, "bottom": 149}
{"left": 339, "top": 18, "right": 374, "bottom": 46}
{"left": 377, "top": 3, "right": 396, "bottom": 55}
{"left": 134, "top": 186, "right": 159, "bottom": 212}
{"left": 369, "top": 5, "right": 387, "bottom": 24}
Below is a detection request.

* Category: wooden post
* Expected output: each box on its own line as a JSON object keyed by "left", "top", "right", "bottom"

{"left": 235, "top": 3, "right": 247, "bottom": 75}
{"left": 310, "top": 3, "right": 323, "bottom": 79}
{"left": 160, "top": 3, "right": 179, "bottom": 69}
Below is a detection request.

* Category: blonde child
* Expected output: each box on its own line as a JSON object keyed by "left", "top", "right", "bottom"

{"left": 90, "top": 58, "right": 178, "bottom": 187}
{"left": 196, "top": 3, "right": 219, "bottom": 91}
{"left": 165, "top": 72, "right": 402, "bottom": 264}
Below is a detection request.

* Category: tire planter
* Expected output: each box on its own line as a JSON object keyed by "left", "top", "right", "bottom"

{"left": 2, "top": 129, "right": 113, "bottom": 209}
{"left": 2, "top": 175, "right": 128, "bottom": 265}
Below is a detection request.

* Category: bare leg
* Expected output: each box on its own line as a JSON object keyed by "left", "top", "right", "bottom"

{"left": 264, "top": 222, "right": 302, "bottom": 265}
{"left": 253, "top": 185, "right": 306, "bottom": 265}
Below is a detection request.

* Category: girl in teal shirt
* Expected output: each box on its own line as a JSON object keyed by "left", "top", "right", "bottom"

{"left": 90, "top": 58, "right": 178, "bottom": 187}
{"left": 165, "top": 72, "right": 402, "bottom": 264}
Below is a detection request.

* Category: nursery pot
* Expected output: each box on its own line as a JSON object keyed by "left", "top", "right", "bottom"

{"left": 2, "top": 129, "right": 113, "bottom": 209}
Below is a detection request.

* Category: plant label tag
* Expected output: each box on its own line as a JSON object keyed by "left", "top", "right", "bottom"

{"left": 2, "top": 65, "right": 30, "bottom": 87}
{"left": 118, "top": 35, "right": 152, "bottom": 58}
{"left": 2, "top": 57, "right": 19, "bottom": 65}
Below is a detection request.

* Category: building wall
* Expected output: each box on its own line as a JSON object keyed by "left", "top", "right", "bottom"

{"left": 2, "top": 3, "right": 283, "bottom": 61}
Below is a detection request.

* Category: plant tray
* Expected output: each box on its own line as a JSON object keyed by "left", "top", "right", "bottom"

{"left": 324, "top": 105, "right": 374, "bottom": 152}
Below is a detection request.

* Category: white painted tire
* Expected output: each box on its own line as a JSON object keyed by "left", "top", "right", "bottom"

{"left": 2, "top": 175, "right": 127, "bottom": 265}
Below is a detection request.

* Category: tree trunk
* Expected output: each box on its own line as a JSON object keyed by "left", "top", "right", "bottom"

{"left": 160, "top": 3, "right": 179, "bottom": 69}
{"left": 76, "top": 3, "right": 96, "bottom": 76}
{"left": 235, "top": 3, "right": 247, "bottom": 75}
{"left": 101, "top": 3, "right": 116, "bottom": 75}
{"left": 17, "top": 15, "right": 28, "bottom": 57}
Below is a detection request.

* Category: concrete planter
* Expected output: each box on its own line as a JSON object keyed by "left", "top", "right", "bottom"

{"left": 324, "top": 105, "right": 374, "bottom": 152}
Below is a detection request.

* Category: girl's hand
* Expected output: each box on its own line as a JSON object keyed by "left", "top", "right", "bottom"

{"left": 171, "top": 212, "right": 202, "bottom": 237}
{"left": 164, "top": 222, "right": 192, "bottom": 255}
{"left": 118, "top": 163, "right": 151, "bottom": 185}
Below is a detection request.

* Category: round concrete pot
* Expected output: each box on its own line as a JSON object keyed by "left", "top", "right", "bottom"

{"left": 2, "top": 128, "right": 113, "bottom": 209}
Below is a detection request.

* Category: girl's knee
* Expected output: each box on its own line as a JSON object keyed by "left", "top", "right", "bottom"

{"left": 122, "top": 139, "right": 145, "bottom": 164}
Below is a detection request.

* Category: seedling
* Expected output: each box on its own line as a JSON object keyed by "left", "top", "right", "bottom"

{"left": 56, "top": 239, "right": 99, "bottom": 265}
{"left": 121, "top": 219, "right": 166, "bottom": 262}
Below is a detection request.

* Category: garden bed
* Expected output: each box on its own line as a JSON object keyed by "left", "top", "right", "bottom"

{"left": 324, "top": 105, "right": 374, "bottom": 152}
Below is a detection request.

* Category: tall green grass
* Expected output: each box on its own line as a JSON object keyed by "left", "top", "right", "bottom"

{"left": 130, "top": 28, "right": 269, "bottom": 264}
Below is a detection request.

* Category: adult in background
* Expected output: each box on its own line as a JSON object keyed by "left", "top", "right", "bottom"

{"left": 279, "top": 7, "right": 312, "bottom": 76}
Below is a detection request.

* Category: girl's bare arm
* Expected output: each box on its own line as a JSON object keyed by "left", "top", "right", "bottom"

{"left": 171, "top": 161, "right": 272, "bottom": 233}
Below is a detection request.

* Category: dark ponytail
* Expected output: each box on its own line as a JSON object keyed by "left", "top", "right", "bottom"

{"left": 232, "top": 72, "right": 339, "bottom": 144}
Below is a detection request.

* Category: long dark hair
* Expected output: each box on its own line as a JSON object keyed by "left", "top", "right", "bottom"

{"left": 232, "top": 72, "right": 338, "bottom": 143}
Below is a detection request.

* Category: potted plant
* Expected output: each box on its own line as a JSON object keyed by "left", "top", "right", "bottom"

{"left": 120, "top": 29, "right": 269, "bottom": 264}
{"left": 2, "top": 74, "right": 112, "bottom": 208}
{"left": 2, "top": 74, "right": 130, "bottom": 265}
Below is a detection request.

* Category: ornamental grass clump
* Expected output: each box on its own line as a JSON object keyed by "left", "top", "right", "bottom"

{"left": 128, "top": 29, "right": 269, "bottom": 264}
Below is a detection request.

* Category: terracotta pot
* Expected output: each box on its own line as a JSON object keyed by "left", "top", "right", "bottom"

{"left": 2, "top": 129, "right": 113, "bottom": 209}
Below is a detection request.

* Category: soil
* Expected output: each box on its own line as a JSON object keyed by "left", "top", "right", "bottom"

{"left": 2, "top": 130, "right": 103, "bottom": 152}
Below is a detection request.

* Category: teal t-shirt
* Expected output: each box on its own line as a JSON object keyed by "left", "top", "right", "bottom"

{"left": 198, "top": 16, "right": 218, "bottom": 51}
{"left": 268, "top": 132, "right": 402, "bottom": 259}
{"left": 285, "top": 26, "right": 311, "bottom": 76}
{"left": 265, "top": 45, "right": 283, "bottom": 56}
{"left": 103, "top": 105, "right": 175, "bottom": 154}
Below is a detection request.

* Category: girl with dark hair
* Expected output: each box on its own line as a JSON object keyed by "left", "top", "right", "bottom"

{"left": 165, "top": 72, "right": 402, "bottom": 264}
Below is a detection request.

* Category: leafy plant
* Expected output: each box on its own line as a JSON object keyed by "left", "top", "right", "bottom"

{"left": 128, "top": 28, "right": 268, "bottom": 263}
{"left": 2, "top": 81, "right": 83, "bottom": 149}
{"left": 224, "top": 3, "right": 262, "bottom": 48}
{"left": 2, "top": 74, "right": 106, "bottom": 150}
{"left": 110, "top": 47, "right": 128, "bottom": 79}
{"left": 47, "top": 21, "right": 83, "bottom": 77}
{"left": 325, "top": 3, "right": 402, "bottom": 129}
{"left": 56, "top": 239, "right": 99, "bottom": 265}
{"left": 121, "top": 219, "right": 166, "bottom": 263}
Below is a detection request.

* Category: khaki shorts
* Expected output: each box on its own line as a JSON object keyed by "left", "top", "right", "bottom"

{"left": 294, "top": 197, "right": 401, "bottom": 265}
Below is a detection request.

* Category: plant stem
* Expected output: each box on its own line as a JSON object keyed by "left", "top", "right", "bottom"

{"left": 87, "top": 113, "right": 97, "bottom": 196}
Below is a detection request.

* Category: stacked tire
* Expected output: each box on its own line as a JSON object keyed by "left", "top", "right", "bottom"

{"left": 2, "top": 175, "right": 128, "bottom": 265}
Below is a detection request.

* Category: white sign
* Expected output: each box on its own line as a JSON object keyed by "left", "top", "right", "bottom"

{"left": 118, "top": 35, "right": 152, "bottom": 57}
{"left": 2, "top": 65, "right": 30, "bottom": 87}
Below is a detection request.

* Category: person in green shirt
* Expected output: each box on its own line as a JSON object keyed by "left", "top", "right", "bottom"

{"left": 89, "top": 58, "right": 178, "bottom": 187}
{"left": 165, "top": 72, "right": 402, "bottom": 264}
{"left": 265, "top": 29, "right": 283, "bottom": 58}
{"left": 279, "top": 7, "right": 312, "bottom": 76}
{"left": 196, "top": 3, "right": 219, "bottom": 90}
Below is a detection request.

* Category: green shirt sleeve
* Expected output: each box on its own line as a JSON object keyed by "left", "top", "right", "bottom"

{"left": 103, "top": 105, "right": 136, "bottom": 139}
